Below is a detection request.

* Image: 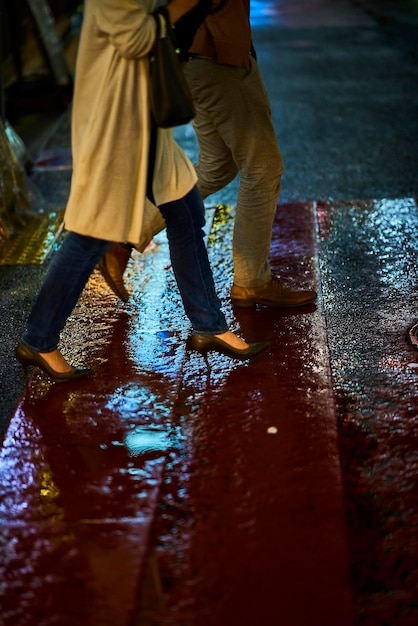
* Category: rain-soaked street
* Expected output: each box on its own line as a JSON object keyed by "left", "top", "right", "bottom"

{"left": 1, "top": 1, "right": 418, "bottom": 625}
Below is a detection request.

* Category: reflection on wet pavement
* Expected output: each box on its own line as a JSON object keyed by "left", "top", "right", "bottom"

{"left": 0, "top": 201, "right": 353, "bottom": 625}
{"left": 2, "top": 188, "right": 418, "bottom": 624}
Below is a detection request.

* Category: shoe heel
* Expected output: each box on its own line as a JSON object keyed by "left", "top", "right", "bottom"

{"left": 15, "top": 345, "right": 30, "bottom": 384}
{"left": 201, "top": 351, "right": 211, "bottom": 371}
{"left": 185, "top": 338, "right": 211, "bottom": 371}
{"left": 20, "top": 362, "right": 29, "bottom": 385}
{"left": 192, "top": 349, "right": 212, "bottom": 374}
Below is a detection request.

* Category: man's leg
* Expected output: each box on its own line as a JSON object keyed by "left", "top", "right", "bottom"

{"left": 184, "top": 59, "right": 239, "bottom": 200}
{"left": 185, "top": 57, "right": 316, "bottom": 307}
{"left": 186, "top": 56, "right": 281, "bottom": 287}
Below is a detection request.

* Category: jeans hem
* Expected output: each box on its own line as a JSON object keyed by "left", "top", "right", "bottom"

{"left": 20, "top": 337, "right": 57, "bottom": 353}
{"left": 191, "top": 327, "right": 229, "bottom": 336}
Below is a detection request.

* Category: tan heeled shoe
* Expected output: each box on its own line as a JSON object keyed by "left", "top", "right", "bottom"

{"left": 15, "top": 343, "right": 94, "bottom": 383}
{"left": 186, "top": 334, "right": 269, "bottom": 360}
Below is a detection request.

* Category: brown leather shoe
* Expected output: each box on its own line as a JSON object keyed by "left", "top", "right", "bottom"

{"left": 98, "top": 243, "right": 132, "bottom": 302}
{"left": 230, "top": 275, "right": 317, "bottom": 308}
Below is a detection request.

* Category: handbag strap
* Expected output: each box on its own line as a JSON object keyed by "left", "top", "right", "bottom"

{"left": 152, "top": 6, "right": 176, "bottom": 44}
{"left": 151, "top": 10, "right": 162, "bottom": 40}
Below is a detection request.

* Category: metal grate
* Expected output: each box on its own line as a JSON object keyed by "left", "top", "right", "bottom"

{"left": 0, "top": 210, "right": 64, "bottom": 265}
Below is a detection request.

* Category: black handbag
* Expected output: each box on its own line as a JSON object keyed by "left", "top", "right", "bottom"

{"left": 149, "top": 8, "right": 195, "bottom": 128}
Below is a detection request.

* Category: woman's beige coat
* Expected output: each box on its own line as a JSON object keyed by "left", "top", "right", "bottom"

{"left": 64, "top": 0, "right": 197, "bottom": 245}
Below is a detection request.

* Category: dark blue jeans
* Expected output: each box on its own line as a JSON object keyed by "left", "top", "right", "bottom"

{"left": 23, "top": 186, "right": 227, "bottom": 352}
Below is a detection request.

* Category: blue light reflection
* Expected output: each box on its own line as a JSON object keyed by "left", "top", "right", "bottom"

{"left": 250, "top": 0, "right": 282, "bottom": 28}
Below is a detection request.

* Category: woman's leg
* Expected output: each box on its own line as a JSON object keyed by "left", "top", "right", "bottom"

{"left": 159, "top": 187, "right": 270, "bottom": 357}
{"left": 23, "top": 233, "right": 111, "bottom": 352}
{"left": 158, "top": 186, "right": 228, "bottom": 336}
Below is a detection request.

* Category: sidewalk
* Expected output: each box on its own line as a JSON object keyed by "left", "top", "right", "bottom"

{"left": 2, "top": 192, "right": 418, "bottom": 624}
